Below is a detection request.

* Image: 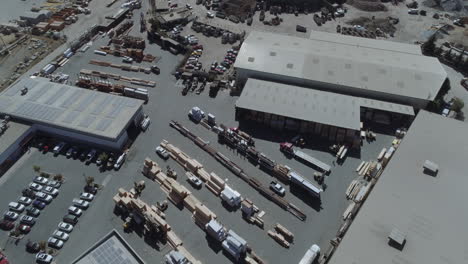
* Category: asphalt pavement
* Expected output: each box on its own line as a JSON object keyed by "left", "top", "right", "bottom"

{"left": 0, "top": 1, "right": 396, "bottom": 263}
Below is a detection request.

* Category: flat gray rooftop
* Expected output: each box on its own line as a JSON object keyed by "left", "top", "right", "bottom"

{"left": 72, "top": 230, "right": 145, "bottom": 264}
{"left": 234, "top": 31, "right": 447, "bottom": 102}
{"left": 235, "top": 79, "right": 414, "bottom": 131}
{"left": 329, "top": 110, "right": 468, "bottom": 264}
{"left": 0, "top": 77, "right": 143, "bottom": 141}
{"left": 0, "top": 121, "right": 31, "bottom": 154}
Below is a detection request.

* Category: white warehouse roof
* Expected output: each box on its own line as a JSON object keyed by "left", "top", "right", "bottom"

{"left": 329, "top": 110, "right": 468, "bottom": 264}
{"left": 234, "top": 31, "right": 447, "bottom": 102}
{"left": 0, "top": 77, "right": 143, "bottom": 141}
{"left": 236, "top": 79, "right": 414, "bottom": 131}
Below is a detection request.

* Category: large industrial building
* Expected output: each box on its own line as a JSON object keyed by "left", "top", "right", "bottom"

{"left": 329, "top": 110, "right": 468, "bottom": 264}
{"left": 235, "top": 79, "right": 415, "bottom": 146}
{"left": 0, "top": 77, "right": 145, "bottom": 150}
{"left": 234, "top": 31, "right": 447, "bottom": 108}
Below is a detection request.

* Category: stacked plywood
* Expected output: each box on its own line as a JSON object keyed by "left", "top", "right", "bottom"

{"left": 206, "top": 172, "right": 225, "bottom": 196}
{"left": 192, "top": 203, "right": 217, "bottom": 228}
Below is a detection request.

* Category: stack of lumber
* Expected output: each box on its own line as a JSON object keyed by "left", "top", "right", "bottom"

{"left": 192, "top": 203, "right": 217, "bottom": 228}
{"left": 167, "top": 230, "right": 183, "bottom": 248}
{"left": 345, "top": 180, "right": 364, "bottom": 201}
{"left": 177, "top": 246, "right": 203, "bottom": 264}
{"left": 272, "top": 164, "right": 291, "bottom": 182}
{"left": 342, "top": 202, "right": 357, "bottom": 220}
{"left": 168, "top": 181, "right": 190, "bottom": 205}
{"left": 206, "top": 172, "right": 225, "bottom": 196}
{"left": 267, "top": 230, "right": 290, "bottom": 248}
{"left": 196, "top": 168, "right": 210, "bottom": 182}
{"left": 183, "top": 194, "right": 201, "bottom": 213}
{"left": 241, "top": 199, "right": 264, "bottom": 228}
{"left": 274, "top": 223, "right": 294, "bottom": 243}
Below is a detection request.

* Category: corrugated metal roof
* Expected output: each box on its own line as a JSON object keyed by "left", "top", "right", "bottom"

{"left": 329, "top": 110, "right": 468, "bottom": 264}
{"left": 235, "top": 79, "right": 414, "bottom": 131}
{"left": 0, "top": 77, "right": 144, "bottom": 141}
{"left": 234, "top": 31, "right": 447, "bottom": 102}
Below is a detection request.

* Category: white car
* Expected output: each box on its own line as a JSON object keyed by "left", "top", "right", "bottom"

{"left": 72, "top": 198, "right": 89, "bottom": 209}
{"left": 48, "top": 237, "right": 64, "bottom": 249}
{"left": 36, "top": 253, "right": 53, "bottom": 264}
{"left": 53, "top": 142, "right": 66, "bottom": 155}
{"left": 114, "top": 153, "right": 126, "bottom": 170}
{"left": 52, "top": 230, "right": 69, "bottom": 241}
{"left": 43, "top": 186, "right": 59, "bottom": 197}
{"left": 58, "top": 222, "right": 73, "bottom": 233}
{"left": 8, "top": 202, "right": 25, "bottom": 213}
{"left": 68, "top": 206, "right": 82, "bottom": 217}
{"left": 29, "top": 182, "right": 43, "bottom": 192}
{"left": 18, "top": 196, "right": 33, "bottom": 205}
{"left": 4, "top": 211, "right": 19, "bottom": 221}
{"left": 35, "top": 192, "right": 53, "bottom": 203}
{"left": 80, "top": 192, "right": 94, "bottom": 201}
{"left": 33, "top": 176, "right": 48, "bottom": 185}
{"left": 207, "top": 12, "right": 214, "bottom": 18}
{"left": 155, "top": 146, "right": 170, "bottom": 160}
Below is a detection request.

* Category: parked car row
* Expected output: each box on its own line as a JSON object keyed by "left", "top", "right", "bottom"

{"left": 184, "top": 43, "right": 204, "bottom": 71}
{"left": 35, "top": 137, "right": 127, "bottom": 170}
{"left": 34, "top": 192, "right": 95, "bottom": 263}
{"left": 210, "top": 48, "right": 238, "bottom": 75}
{"left": 1, "top": 176, "right": 60, "bottom": 240}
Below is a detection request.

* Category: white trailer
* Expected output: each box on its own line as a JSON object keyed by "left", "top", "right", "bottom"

{"left": 294, "top": 149, "right": 331, "bottom": 173}
{"left": 298, "top": 244, "right": 320, "bottom": 264}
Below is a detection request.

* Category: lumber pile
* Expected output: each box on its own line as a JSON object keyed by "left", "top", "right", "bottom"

{"left": 193, "top": 203, "right": 217, "bottom": 228}
{"left": 274, "top": 223, "right": 294, "bottom": 243}
{"left": 79, "top": 69, "right": 156, "bottom": 87}
{"left": 267, "top": 230, "right": 290, "bottom": 248}
{"left": 345, "top": 180, "right": 364, "bottom": 201}
{"left": 206, "top": 172, "right": 225, "bottom": 196}
{"left": 272, "top": 164, "right": 291, "bottom": 182}
{"left": 240, "top": 199, "right": 265, "bottom": 228}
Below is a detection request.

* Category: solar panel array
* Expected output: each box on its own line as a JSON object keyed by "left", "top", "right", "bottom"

{"left": 88, "top": 237, "right": 135, "bottom": 264}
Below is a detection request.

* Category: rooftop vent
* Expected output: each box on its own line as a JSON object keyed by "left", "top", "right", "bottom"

{"left": 388, "top": 228, "right": 406, "bottom": 251}
{"left": 270, "top": 51, "right": 277, "bottom": 56}
{"left": 286, "top": 63, "right": 294, "bottom": 69}
{"left": 423, "top": 160, "right": 438, "bottom": 176}
{"left": 248, "top": 57, "right": 255, "bottom": 63}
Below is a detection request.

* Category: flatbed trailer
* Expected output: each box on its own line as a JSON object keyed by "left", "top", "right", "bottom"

{"left": 280, "top": 143, "right": 331, "bottom": 173}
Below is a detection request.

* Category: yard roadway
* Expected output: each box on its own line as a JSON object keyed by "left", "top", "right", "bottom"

{"left": 0, "top": 38, "right": 393, "bottom": 263}
{"left": 0, "top": 1, "right": 394, "bottom": 262}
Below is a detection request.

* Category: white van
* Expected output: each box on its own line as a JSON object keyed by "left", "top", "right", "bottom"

{"left": 114, "top": 153, "right": 127, "bottom": 170}
{"left": 140, "top": 116, "right": 151, "bottom": 131}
